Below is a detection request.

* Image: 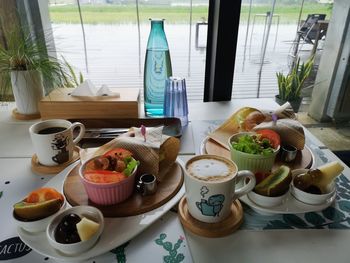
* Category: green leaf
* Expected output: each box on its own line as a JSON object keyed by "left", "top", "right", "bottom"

{"left": 322, "top": 207, "right": 345, "bottom": 221}
{"left": 163, "top": 241, "right": 173, "bottom": 252}
{"left": 263, "top": 220, "right": 294, "bottom": 229}
{"left": 160, "top": 233, "right": 167, "bottom": 240}
{"left": 328, "top": 222, "right": 348, "bottom": 229}
{"left": 164, "top": 255, "right": 171, "bottom": 263}
{"left": 176, "top": 253, "right": 185, "bottom": 262}
{"left": 155, "top": 239, "right": 163, "bottom": 245}
{"left": 123, "top": 157, "right": 139, "bottom": 177}
{"left": 339, "top": 175, "right": 350, "bottom": 184}
{"left": 276, "top": 55, "right": 314, "bottom": 101}
{"left": 282, "top": 214, "right": 308, "bottom": 228}
{"left": 339, "top": 192, "right": 350, "bottom": 199}
{"left": 304, "top": 212, "right": 326, "bottom": 226}
{"left": 338, "top": 200, "right": 350, "bottom": 213}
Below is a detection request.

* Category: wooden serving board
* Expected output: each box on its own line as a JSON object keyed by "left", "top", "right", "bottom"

{"left": 63, "top": 162, "right": 183, "bottom": 217}
{"left": 178, "top": 197, "right": 243, "bottom": 238}
{"left": 205, "top": 138, "right": 313, "bottom": 170}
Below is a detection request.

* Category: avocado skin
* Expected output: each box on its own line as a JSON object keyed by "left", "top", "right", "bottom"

{"left": 13, "top": 199, "right": 62, "bottom": 221}
{"left": 254, "top": 166, "right": 292, "bottom": 197}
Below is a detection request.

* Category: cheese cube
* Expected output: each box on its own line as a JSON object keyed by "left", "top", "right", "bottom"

{"left": 76, "top": 217, "right": 100, "bottom": 241}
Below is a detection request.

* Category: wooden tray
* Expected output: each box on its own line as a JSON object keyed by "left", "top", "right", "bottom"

{"left": 178, "top": 197, "right": 243, "bottom": 238}
{"left": 63, "top": 161, "right": 184, "bottom": 217}
{"left": 203, "top": 137, "right": 313, "bottom": 170}
{"left": 70, "top": 117, "right": 182, "bottom": 149}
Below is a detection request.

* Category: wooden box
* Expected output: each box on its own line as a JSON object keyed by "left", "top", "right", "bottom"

{"left": 39, "top": 88, "right": 140, "bottom": 120}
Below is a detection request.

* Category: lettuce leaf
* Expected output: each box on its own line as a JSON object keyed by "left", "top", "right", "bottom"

{"left": 232, "top": 135, "right": 274, "bottom": 155}
{"left": 123, "top": 157, "right": 140, "bottom": 176}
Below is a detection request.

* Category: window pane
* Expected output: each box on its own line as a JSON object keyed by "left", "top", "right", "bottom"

{"left": 49, "top": 0, "right": 209, "bottom": 101}
{"left": 232, "top": 0, "right": 332, "bottom": 100}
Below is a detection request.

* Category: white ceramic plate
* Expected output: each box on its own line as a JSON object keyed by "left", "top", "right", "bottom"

{"left": 240, "top": 190, "right": 336, "bottom": 215}
{"left": 200, "top": 137, "right": 335, "bottom": 215}
{"left": 17, "top": 160, "right": 185, "bottom": 262}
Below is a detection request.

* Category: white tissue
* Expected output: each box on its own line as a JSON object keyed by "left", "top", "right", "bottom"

{"left": 71, "top": 80, "right": 120, "bottom": 97}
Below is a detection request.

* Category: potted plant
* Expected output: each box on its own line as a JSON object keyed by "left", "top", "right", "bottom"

{"left": 275, "top": 56, "right": 314, "bottom": 113}
{"left": 0, "top": 29, "right": 76, "bottom": 117}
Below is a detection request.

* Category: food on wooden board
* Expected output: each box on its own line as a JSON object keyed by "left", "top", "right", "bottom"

{"left": 13, "top": 187, "right": 64, "bottom": 220}
{"left": 293, "top": 161, "right": 344, "bottom": 194}
{"left": 231, "top": 129, "right": 280, "bottom": 156}
{"left": 253, "top": 119, "right": 305, "bottom": 150}
{"left": 254, "top": 166, "right": 292, "bottom": 197}
{"left": 83, "top": 148, "right": 139, "bottom": 184}
{"left": 241, "top": 110, "right": 266, "bottom": 131}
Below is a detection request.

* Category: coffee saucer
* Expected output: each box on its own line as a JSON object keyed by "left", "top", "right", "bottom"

{"left": 178, "top": 196, "right": 243, "bottom": 238}
{"left": 31, "top": 147, "right": 80, "bottom": 175}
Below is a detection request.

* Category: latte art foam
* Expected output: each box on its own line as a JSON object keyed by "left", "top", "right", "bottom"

{"left": 187, "top": 158, "right": 235, "bottom": 181}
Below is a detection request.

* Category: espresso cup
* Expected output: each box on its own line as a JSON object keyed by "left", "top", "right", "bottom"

{"left": 184, "top": 155, "right": 256, "bottom": 223}
{"left": 29, "top": 119, "right": 85, "bottom": 166}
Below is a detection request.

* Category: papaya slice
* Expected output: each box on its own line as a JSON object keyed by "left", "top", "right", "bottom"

{"left": 254, "top": 166, "right": 292, "bottom": 197}
{"left": 26, "top": 187, "right": 64, "bottom": 203}
{"left": 14, "top": 198, "right": 63, "bottom": 220}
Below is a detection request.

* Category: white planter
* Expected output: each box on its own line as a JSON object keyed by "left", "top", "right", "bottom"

{"left": 11, "top": 70, "right": 44, "bottom": 114}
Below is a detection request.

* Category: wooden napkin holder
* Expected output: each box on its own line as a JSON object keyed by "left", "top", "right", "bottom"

{"left": 39, "top": 88, "right": 140, "bottom": 120}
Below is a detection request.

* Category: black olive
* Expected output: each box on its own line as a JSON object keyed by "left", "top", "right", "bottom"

{"left": 54, "top": 213, "right": 82, "bottom": 244}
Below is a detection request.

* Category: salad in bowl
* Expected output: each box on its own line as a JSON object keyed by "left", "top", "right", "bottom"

{"left": 228, "top": 130, "right": 280, "bottom": 179}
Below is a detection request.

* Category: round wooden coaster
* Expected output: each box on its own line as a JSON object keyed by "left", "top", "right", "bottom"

{"left": 31, "top": 147, "right": 80, "bottom": 175}
{"left": 178, "top": 196, "right": 243, "bottom": 238}
{"left": 63, "top": 161, "right": 184, "bottom": 217}
{"left": 12, "top": 108, "right": 41, "bottom": 120}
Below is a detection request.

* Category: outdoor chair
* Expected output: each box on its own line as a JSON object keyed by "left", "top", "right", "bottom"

{"left": 298, "top": 14, "right": 327, "bottom": 45}
{"left": 289, "top": 14, "right": 327, "bottom": 68}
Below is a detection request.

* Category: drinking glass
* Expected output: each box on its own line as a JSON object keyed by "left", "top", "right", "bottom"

{"left": 163, "top": 77, "right": 189, "bottom": 126}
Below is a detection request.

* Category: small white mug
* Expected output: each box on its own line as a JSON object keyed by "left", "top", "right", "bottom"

{"left": 29, "top": 119, "right": 85, "bottom": 166}
{"left": 184, "top": 155, "right": 256, "bottom": 223}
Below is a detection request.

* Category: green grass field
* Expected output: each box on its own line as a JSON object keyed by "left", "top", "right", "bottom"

{"left": 49, "top": 4, "right": 332, "bottom": 24}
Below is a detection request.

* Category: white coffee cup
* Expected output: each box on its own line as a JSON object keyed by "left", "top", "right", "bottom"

{"left": 184, "top": 154, "right": 256, "bottom": 223}
{"left": 29, "top": 119, "right": 85, "bottom": 166}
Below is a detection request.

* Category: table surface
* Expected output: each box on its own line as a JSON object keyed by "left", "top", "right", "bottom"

{"left": 1, "top": 99, "right": 350, "bottom": 263}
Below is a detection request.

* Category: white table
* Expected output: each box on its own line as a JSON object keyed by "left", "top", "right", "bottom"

{"left": 1, "top": 99, "right": 350, "bottom": 263}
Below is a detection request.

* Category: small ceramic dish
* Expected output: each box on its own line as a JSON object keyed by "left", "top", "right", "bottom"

{"left": 290, "top": 169, "right": 336, "bottom": 205}
{"left": 247, "top": 190, "right": 289, "bottom": 208}
{"left": 13, "top": 197, "right": 66, "bottom": 233}
{"left": 228, "top": 132, "right": 280, "bottom": 173}
{"left": 79, "top": 155, "right": 138, "bottom": 205}
{"left": 46, "top": 206, "right": 104, "bottom": 256}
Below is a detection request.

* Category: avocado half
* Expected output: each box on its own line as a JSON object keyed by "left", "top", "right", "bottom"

{"left": 13, "top": 198, "right": 63, "bottom": 221}
{"left": 254, "top": 166, "right": 292, "bottom": 197}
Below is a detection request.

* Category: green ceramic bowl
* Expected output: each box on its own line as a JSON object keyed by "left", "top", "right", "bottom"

{"left": 228, "top": 132, "right": 280, "bottom": 173}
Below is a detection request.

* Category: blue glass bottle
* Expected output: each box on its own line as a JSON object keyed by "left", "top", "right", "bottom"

{"left": 144, "top": 19, "right": 172, "bottom": 116}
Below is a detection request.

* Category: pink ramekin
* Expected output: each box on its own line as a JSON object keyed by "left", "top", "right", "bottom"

{"left": 79, "top": 156, "right": 137, "bottom": 205}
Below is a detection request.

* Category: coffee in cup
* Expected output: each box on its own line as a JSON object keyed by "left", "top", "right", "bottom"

{"left": 184, "top": 155, "right": 255, "bottom": 223}
{"left": 29, "top": 119, "right": 85, "bottom": 166}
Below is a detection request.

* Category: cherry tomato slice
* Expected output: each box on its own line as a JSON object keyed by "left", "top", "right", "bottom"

{"left": 256, "top": 129, "right": 281, "bottom": 149}
{"left": 103, "top": 148, "right": 133, "bottom": 160}
{"left": 84, "top": 170, "right": 127, "bottom": 184}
